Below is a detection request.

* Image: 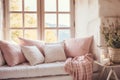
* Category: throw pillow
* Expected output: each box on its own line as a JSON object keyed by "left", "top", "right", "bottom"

{"left": 0, "top": 50, "right": 5, "bottom": 66}
{"left": 0, "top": 41, "right": 26, "bottom": 66}
{"left": 19, "top": 37, "right": 45, "bottom": 55}
{"left": 64, "top": 36, "right": 93, "bottom": 57}
{"left": 44, "top": 43, "right": 66, "bottom": 63}
{"left": 21, "top": 46, "right": 44, "bottom": 65}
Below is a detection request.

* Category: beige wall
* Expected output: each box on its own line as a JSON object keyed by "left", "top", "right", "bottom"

{"left": 99, "top": 0, "right": 120, "bottom": 16}
{"left": 0, "top": 0, "right": 3, "bottom": 40}
{"left": 87, "top": 0, "right": 120, "bottom": 46}
{"left": 75, "top": 0, "right": 120, "bottom": 61}
{"left": 86, "top": 0, "right": 120, "bottom": 79}
{"left": 76, "top": 0, "right": 120, "bottom": 37}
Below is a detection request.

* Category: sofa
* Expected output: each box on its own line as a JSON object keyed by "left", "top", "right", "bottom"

{"left": 0, "top": 61, "right": 99, "bottom": 80}
{"left": 0, "top": 36, "right": 100, "bottom": 80}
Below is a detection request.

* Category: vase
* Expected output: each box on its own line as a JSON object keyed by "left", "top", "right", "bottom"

{"left": 108, "top": 47, "right": 120, "bottom": 63}
{"left": 100, "top": 47, "right": 108, "bottom": 63}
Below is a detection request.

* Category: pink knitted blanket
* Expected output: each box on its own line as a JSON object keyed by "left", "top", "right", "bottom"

{"left": 65, "top": 54, "right": 93, "bottom": 80}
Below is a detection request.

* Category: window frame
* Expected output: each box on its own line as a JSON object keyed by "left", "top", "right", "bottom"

{"left": 3, "top": 0, "right": 75, "bottom": 42}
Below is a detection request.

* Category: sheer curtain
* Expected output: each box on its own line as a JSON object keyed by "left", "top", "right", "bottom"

{"left": 75, "top": 0, "right": 89, "bottom": 37}
{"left": 0, "top": 0, "right": 3, "bottom": 39}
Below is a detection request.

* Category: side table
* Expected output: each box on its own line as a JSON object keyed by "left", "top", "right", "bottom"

{"left": 94, "top": 61, "right": 119, "bottom": 80}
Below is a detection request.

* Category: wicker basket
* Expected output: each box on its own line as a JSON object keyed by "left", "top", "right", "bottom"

{"left": 108, "top": 47, "right": 120, "bottom": 63}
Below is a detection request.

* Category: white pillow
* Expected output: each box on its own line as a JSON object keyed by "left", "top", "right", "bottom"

{"left": 21, "top": 46, "right": 44, "bottom": 65}
{"left": 0, "top": 50, "right": 5, "bottom": 66}
{"left": 44, "top": 43, "right": 66, "bottom": 63}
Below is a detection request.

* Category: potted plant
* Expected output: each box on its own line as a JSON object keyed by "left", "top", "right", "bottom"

{"left": 102, "top": 21, "right": 120, "bottom": 63}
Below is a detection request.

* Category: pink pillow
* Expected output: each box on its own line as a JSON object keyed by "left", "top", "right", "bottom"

{"left": 0, "top": 50, "right": 5, "bottom": 66}
{"left": 19, "top": 38, "right": 45, "bottom": 55}
{"left": 64, "top": 36, "right": 93, "bottom": 57}
{"left": 0, "top": 41, "right": 26, "bottom": 66}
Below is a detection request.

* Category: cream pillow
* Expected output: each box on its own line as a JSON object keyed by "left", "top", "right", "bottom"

{"left": 19, "top": 37, "right": 45, "bottom": 55}
{"left": 21, "top": 46, "right": 44, "bottom": 65}
{"left": 44, "top": 43, "right": 66, "bottom": 63}
{"left": 0, "top": 50, "right": 5, "bottom": 66}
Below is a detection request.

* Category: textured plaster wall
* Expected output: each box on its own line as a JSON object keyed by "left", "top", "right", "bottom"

{"left": 99, "top": 0, "right": 120, "bottom": 16}
{"left": 87, "top": 0, "right": 120, "bottom": 47}
{"left": 85, "top": 0, "right": 120, "bottom": 62}
{"left": 87, "top": 1, "right": 120, "bottom": 79}
{"left": 0, "top": 0, "right": 3, "bottom": 39}
{"left": 76, "top": 0, "right": 120, "bottom": 37}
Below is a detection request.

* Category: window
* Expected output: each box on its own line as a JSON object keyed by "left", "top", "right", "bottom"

{"left": 4, "top": 0, "right": 75, "bottom": 43}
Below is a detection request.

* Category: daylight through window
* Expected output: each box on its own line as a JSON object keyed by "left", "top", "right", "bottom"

{"left": 4, "top": 0, "right": 75, "bottom": 43}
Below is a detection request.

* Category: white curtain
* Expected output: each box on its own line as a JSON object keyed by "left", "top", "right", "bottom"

{"left": 75, "top": 0, "right": 100, "bottom": 38}
{"left": 75, "top": 0, "right": 89, "bottom": 38}
{"left": 0, "top": 0, "right": 3, "bottom": 39}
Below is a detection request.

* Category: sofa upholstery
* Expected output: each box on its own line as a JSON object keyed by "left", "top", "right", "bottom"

{"left": 0, "top": 61, "right": 99, "bottom": 80}
{"left": 0, "top": 62, "right": 68, "bottom": 79}
{"left": 8, "top": 76, "right": 73, "bottom": 80}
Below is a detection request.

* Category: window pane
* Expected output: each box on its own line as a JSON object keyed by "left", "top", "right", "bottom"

{"left": 10, "top": 30, "right": 23, "bottom": 42}
{"left": 58, "top": 30, "right": 70, "bottom": 41}
{"left": 25, "top": 13, "right": 37, "bottom": 27}
{"left": 45, "top": 30, "right": 57, "bottom": 43}
{"left": 45, "top": 14, "right": 56, "bottom": 27}
{"left": 58, "top": 14, "right": 70, "bottom": 27}
{"left": 10, "top": 13, "right": 22, "bottom": 28}
{"left": 58, "top": 0, "right": 70, "bottom": 12}
{"left": 24, "top": 30, "right": 37, "bottom": 40}
{"left": 24, "top": 0, "right": 37, "bottom": 11}
{"left": 45, "top": 0, "right": 56, "bottom": 11}
{"left": 9, "top": 0, "right": 22, "bottom": 11}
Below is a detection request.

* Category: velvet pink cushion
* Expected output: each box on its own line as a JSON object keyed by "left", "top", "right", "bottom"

{"left": 64, "top": 36, "right": 93, "bottom": 57}
{"left": 19, "top": 38, "right": 45, "bottom": 55}
{"left": 0, "top": 41, "right": 26, "bottom": 66}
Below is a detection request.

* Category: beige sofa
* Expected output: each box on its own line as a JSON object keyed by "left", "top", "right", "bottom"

{"left": 0, "top": 37, "right": 100, "bottom": 80}
{"left": 0, "top": 61, "right": 99, "bottom": 80}
{"left": 0, "top": 37, "right": 101, "bottom": 80}
{"left": 0, "top": 31, "right": 103, "bottom": 80}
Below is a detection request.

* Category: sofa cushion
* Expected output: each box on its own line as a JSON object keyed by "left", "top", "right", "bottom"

{"left": 19, "top": 38, "right": 45, "bottom": 55}
{"left": 0, "top": 41, "right": 26, "bottom": 66}
{"left": 64, "top": 36, "right": 93, "bottom": 57}
{"left": 21, "top": 46, "right": 44, "bottom": 65}
{"left": 0, "top": 62, "right": 68, "bottom": 79}
{"left": 44, "top": 43, "right": 66, "bottom": 63}
{"left": 0, "top": 61, "right": 99, "bottom": 79}
{"left": 0, "top": 50, "right": 5, "bottom": 66}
